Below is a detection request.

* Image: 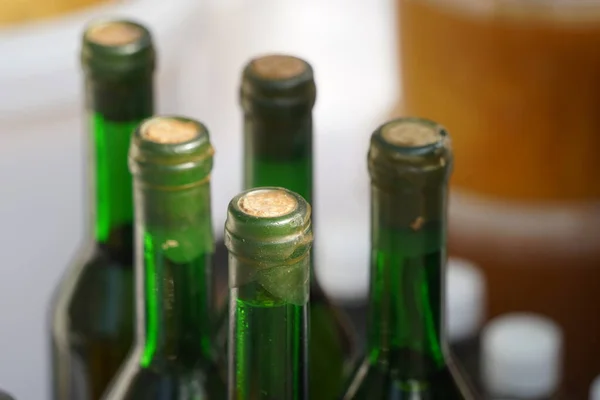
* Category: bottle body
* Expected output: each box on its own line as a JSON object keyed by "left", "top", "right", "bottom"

{"left": 102, "top": 116, "right": 226, "bottom": 400}
{"left": 342, "top": 118, "right": 475, "bottom": 399}
{"left": 51, "top": 20, "right": 154, "bottom": 400}
{"left": 51, "top": 240, "right": 134, "bottom": 399}
{"left": 104, "top": 185, "right": 225, "bottom": 399}
{"left": 228, "top": 257, "right": 309, "bottom": 400}
{"left": 344, "top": 199, "right": 469, "bottom": 400}
{"left": 225, "top": 187, "right": 312, "bottom": 400}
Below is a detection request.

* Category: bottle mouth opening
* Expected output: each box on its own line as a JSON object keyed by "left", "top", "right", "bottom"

{"left": 129, "top": 115, "right": 214, "bottom": 188}
{"left": 140, "top": 116, "right": 200, "bottom": 144}
{"left": 83, "top": 18, "right": 153, "bottom": 57}
{"left": 238, "top": 188, "right": 299, "bottom": 219}
{"left": 368, "top": 117, "right": 453, "bottom": 192}
{"left": 81, "top": 18, "right": 155, "bottom": 78}
{"left": 376, "top": 117, "right": 448, "bottom": 155}
{"left": 133, "top": 115, "right": 211, "bottom": 157}
{"left": 86, "top": 20, "right": 145, "bottom": 48}
{"left": 241, "top": 54, "right": 316, "bottom": 106}
{"left": 225, "top": 187, "right": 312, "bottom": 251}
{"left": 249, "top": 54, "right": 308, "bottom": 81}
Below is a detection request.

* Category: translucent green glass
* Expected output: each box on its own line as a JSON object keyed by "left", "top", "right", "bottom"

{"left": 102, "top": 116, "right": 226, "bottom": 400}
{"left": 226, "top": 187, "right": 311, "bottom": 400}
{"left": 345, "top": 215, "right": 466, "bottom": 399}
{"left": 230, "top": 261, "right": 309, "bottom": 400}
{"left": 103, "top": 188, "right": 225, "bottom": 398}
{"left": 139, "top": 227, "right": 213, "bottom": 370}
{"left": 93, "top": 115, "right": 136, "bottom": 243}
{"left": 246, "top": 158, "right": 311, "bottom": 204}
{"left": 342, "top": 118, "right": 475, "bottom": 400}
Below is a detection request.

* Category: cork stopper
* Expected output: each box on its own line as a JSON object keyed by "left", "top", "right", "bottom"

{"left": 238, "top": 189, "right": 298, "bottom": 218}
{"left": 86, "top": 21, "right": 144, "bottom": 47}
{"left": 141, "top": 117, "right": 199, "bottom": 144}
{"left": 251, "top": 55, "right": 307, "bottom": 80}
{"left": 381, "top": 120, "right": 441, "bottom": 148}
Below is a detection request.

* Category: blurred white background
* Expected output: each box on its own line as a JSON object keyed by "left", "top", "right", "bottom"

{"left": 0, "top": 0, "right": 396, "bottom": 398}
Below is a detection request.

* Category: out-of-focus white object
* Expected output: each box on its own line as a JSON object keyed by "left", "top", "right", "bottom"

{"left": 482, "top": 313, "right": 563, "bottom": 399}
{"left": 590, "top": 374, "right": 600, "bottom": 400}
{"left": 182, "top": 0, "right": 398, "bottom": 302}
{"left": 0, "top": 1, "right": 201, "bottom": 399}
{"left": 446, "top": 257, "right": 486, "bottom": 343}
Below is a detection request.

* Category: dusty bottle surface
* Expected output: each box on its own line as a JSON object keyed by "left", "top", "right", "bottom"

{"left": 341, "top": 117, "right": 477, "bottom": 399}
{"left": 225, "top": 187, "right": 312, "bottom": 400}
{"left": 101, "top": 116, "right": 226, "bottom": 399}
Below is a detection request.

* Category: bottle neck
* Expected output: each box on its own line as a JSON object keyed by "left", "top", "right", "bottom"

{"left": 228, "top": 253, "right": 310, "bottom": 400}
{"left": 135, "top": 181, "right": 215, "bottom": 370}
{"left": 243, "top": 111, "right": 312, "bottom": 204}
{"left": 367, "top": 184, "right": 448, "bottom": 377}
{"left": 89, "top": 78, "right": 153, "bottom": 253}
{"left": 243, "top": 110, "right": 320, "bottom": 287}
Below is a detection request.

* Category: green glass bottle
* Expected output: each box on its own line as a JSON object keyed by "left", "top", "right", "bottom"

{"left": 237, "top": 54, "right": 356, "bottom": 400}
{"left": 51, "top": 19, "right": 154, "bottom": 400}
{"left": 341, "top": 117, "right": 476, "bottom": 399}
{"left": 101, "top": 116, "right": 226, "bottom": 399}
{"left": 225, "top": 187, "right": 311, "bottom": 400}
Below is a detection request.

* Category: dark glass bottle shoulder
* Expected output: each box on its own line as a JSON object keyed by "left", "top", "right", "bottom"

{"left": 53, "top": 225, "right": 135, "bottom": 335}
{"left": 51, "top": 226, "right": 135, "bottom": 399}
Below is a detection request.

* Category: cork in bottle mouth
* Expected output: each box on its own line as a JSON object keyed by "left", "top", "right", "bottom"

{"left": 238, "top": 189, "right": 298, "bottom": 218}
{"left": 86, "top": 21, "right": 144, "bottom": 47}
{"left": 381, "top": 120, "right": 441, "bottom": 148}
{"left": 141, "top": 117, "right": 199, "bottom": 144}
{"left": 250, "top": 55, "right": 307, "bottom": 80}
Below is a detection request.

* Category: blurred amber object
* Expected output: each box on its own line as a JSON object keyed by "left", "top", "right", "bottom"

{"left": 396, "top": 0, "right": 600, "bottom": 397}
{"left": 0, "top": 0, "right": 111, "bottom": 26}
